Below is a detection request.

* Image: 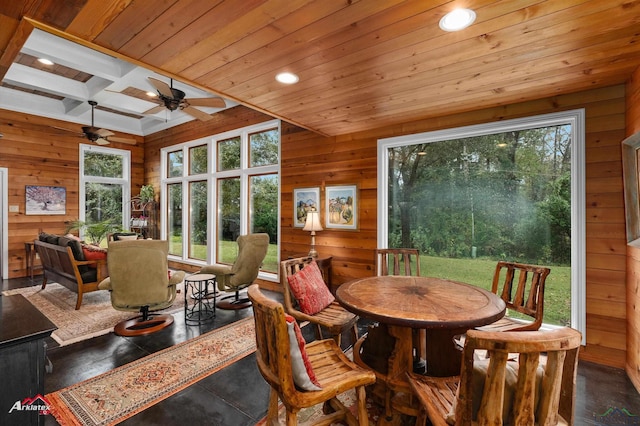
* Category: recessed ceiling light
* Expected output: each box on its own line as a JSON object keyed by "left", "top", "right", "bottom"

{"left": 275, "top": 72, "right": 299, "bottom": 84}
{"left": 439, "top": 8, "right": 476, "bottom": 32}
{"left": 37, "top": 58, "right": 54, "bottom": 65}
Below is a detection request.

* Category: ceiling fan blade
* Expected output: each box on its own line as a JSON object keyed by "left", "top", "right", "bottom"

{"left": 144, "top": 105, "right": 166, "bottom": 115}
{"left": 96, "top": 128, "right": 115, "bottom": 137}
{"left": 94, "top": 138, "right": 110, "bottom": 146}
{"left": 186, "top": 97, "right": 226, "bottom": 108}
{"left": 148, "top": 77, "right": 174, "bottom": 98}
{"left": 182, "top": 105, "right": 213, "bottom": 121}
{"left": 108, "top": 136, "right": 137, "bottom": 145}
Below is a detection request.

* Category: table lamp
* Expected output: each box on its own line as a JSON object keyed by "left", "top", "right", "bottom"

{"left": 303, "top": 208, "right": 323, "bottom": 258}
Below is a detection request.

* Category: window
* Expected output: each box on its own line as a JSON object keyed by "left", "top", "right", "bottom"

{"left": 161, "top": 121, "right": 280, "bottom": 277}
{"left": 80, "top": 144, "right": 131, "bottom": 240}
{"left": 378, "top": 110, "right": 585, "bottom": 336}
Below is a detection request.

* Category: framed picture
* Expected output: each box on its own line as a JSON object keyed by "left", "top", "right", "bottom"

{"left": 325, "top": 184, "right": 358, "bottom": 230}
{"left": 623, "top": 132, "right": 640, "bottom": 242}
{"left": 25, "top": 185, "right": 66, "bottom": 215}
{"left": 293, "top": 187, "right": 320, "bottom": 228}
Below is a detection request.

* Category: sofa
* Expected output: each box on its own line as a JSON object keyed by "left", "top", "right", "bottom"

{"left": 35, "top": 233, "right": 108, "bottom": 310}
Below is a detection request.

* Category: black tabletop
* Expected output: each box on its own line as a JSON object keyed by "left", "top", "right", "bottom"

{"left": 0, "top": 294, "right": 57, "bottom": 347}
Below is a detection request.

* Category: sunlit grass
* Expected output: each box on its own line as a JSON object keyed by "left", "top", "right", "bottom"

{"left": 170, "top": 237, "right": 279, "bottom": 273}
{"left": 423, "top": 255, "right": 571, "bottom": 326}
{"left": 167, "top": 239, "right": 571, "bottom": 326}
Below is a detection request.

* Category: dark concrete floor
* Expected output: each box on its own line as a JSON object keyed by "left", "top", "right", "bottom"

{"left": 3, "top": 276, "right": 640, "bottom": 425}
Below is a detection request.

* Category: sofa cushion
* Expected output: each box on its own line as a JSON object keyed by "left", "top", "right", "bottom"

{"left": 39, "top": 232, "right": 59, "bottom": 245}
{"left": 58, "top": 236, "right": 85, "bottom": 261}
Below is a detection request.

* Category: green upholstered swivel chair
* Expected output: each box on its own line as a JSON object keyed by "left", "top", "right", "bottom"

{"left": 200, "top": 233, "right": 269, "bottom": 310}
{"left": 99, "top": 239, "right": 185, "bottom": 336}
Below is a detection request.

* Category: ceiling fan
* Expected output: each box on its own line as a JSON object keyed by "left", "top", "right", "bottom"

{"left": 144, "top": 77, "right": 226, "bottom": 122}
{"left": 81, "top": 101, "right": 137, "bottom": 146}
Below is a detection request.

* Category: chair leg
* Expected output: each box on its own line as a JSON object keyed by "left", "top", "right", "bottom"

{"left": 355, "top": 385, "right": 369, "bottom": 426}
{"left": 266, "top": 388, "right": 279, "bottom": 425}
{"left": 285, "top": 409, "right": 298, "bottom": 426}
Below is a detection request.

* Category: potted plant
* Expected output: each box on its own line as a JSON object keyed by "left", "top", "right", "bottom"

{"left": 139, "top": 185, "right": 155, "bottom": 203}
{"left": 65, "top": 219, "right": 122, "bottom": 246}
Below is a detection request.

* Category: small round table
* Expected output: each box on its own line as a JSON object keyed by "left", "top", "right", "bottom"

{"left": 337, "top": 275, "right": 505, "bottom": 417}
{"left": 184, "top": 273, "right": 217, "bottom": 323}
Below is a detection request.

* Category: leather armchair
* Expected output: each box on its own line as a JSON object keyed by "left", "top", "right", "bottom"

{"left": 99, "top": 239, "right": 185, "bottom": 336}
{"left": 200, "top": 233, "right": 269, "bottom": 309}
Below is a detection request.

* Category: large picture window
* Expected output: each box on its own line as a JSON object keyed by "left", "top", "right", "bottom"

{"left": 378, "top": 110, "right": 585, "bottom": 335}
{"left": 80, "top": 144, "right": 131, "bottom": 242}
{"left": 162, "top": 120, "right": 280, "bottom": 277}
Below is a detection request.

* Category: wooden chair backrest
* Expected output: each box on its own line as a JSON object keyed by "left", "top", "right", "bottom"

{"left": 247, "top": 284, "right": 297, "bottom": 401}
{"left": 491, "top": 261, "right": 550, "bottom": 330}
{"left": 280, "top": 256, "right": 328, "bottom": 312}
{"left": 375, "top": 248, "right": 420, "bottom": 276}
{"left": 458, "top": 328, "right": 581, "bottom": 425}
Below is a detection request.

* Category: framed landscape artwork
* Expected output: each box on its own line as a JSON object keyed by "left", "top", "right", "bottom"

{"left": 25, "top": 185, "right": 66, "bottom": 215}
{"left": 293, "top": 187, "right": 320, "bottom": 228}
{"left": 325, "top": 185, "right": 358, "bottom": 230}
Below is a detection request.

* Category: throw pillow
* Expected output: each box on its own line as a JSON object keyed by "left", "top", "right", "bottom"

{"left": 287, "top": 261, "right": 335, "bottom": 315}
{"left": 285, "top": 314, "right": 321, "bottom": 391}
{"left": 112, "top": 232, "right": 138, "bottom": 241}
{"left": 82, "top": 244, "right": 107, "bottom": 268}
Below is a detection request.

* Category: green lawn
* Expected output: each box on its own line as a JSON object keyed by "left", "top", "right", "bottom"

{"left": 422, "top": 255, "right": 571, "bottom": 326}
{"left": 171, "top": 238, "right": 571, "bottom": 326}
{"left": 171, "top": 238, "right": 279, "bottom": 273}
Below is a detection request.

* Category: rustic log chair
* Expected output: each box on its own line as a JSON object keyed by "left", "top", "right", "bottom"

{"left": 374, "top": 248, "right": 425, "bottom": 366}
{"left": 281, "top": 256, "right": 358, "bottom": 347}
{"left": 407, "top": 327, "right": 582, "bottom": 426}
{"left": 247, "top": 284, "right": 376, "bottom": 426}
{"left": 479, "top": 261, "right": 551, "bottom": 332}
{"left": 374, "top": 248, "right": 421, "bottom": 276}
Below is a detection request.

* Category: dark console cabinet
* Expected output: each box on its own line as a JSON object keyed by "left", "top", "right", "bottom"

{"left": 0, "top": 294, "right": 56, "bottom": 426}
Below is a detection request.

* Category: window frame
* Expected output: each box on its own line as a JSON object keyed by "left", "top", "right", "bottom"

{"left": 160, "top": 120, "right": 280, "bottom": 281}
{"left": 79, "top": 143, "right": 131, "bottom": 232}
{"left": 377, "top": 110, "right": 586, "bottom": 340}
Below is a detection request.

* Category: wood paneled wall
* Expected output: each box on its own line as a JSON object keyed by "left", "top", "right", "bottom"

{"left": 0, "top": 109, "right": 144, "bottom": 278}
{"left": 625, "top": 65, "right": 640, "bottom": 390}
{"left": 0, "top": 86, "right": 630, "bottom": 369}
{"left": 279, "top": 85, "right": 628, "bottom": 368}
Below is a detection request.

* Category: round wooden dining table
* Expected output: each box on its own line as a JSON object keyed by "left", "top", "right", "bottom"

{"left": 336, "top": 275, "right": 506, "bottom": 419}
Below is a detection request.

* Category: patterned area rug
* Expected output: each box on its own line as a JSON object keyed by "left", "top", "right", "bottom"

{"left": 47, "top": 317, "right": 256, "bottom": 426}
{"left": 2, "top": 282, "right": 186, "bottom": 346}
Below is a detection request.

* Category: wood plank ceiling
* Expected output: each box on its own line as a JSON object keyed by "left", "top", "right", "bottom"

{"left": 1, "top": 0, "right": 640, "bottom": 137}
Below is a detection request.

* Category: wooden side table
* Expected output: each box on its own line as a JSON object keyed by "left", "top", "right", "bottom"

{"left": 25, "top": 241, "right": 42, "bottom": 280}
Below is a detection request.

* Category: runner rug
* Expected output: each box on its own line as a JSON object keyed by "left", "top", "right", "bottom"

{"left": 2, "top": 283, "right": 186, "bottom": 346}
{"left": 46, "top": 316, "right": 256, "bottom": 426}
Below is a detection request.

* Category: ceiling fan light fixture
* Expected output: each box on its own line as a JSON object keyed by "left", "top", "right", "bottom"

{"left": 439, "top": 8, "right": 476, "bottom": 32}
{"left": 37, "top": 58, "right": 54, "bottom": 65}
{"left": 276, "top": 72, "right": 299, "bottom": 84}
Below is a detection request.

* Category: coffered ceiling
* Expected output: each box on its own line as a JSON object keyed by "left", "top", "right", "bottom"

{"left": 1, "top": 1, "right": 640, "bottom": 138}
